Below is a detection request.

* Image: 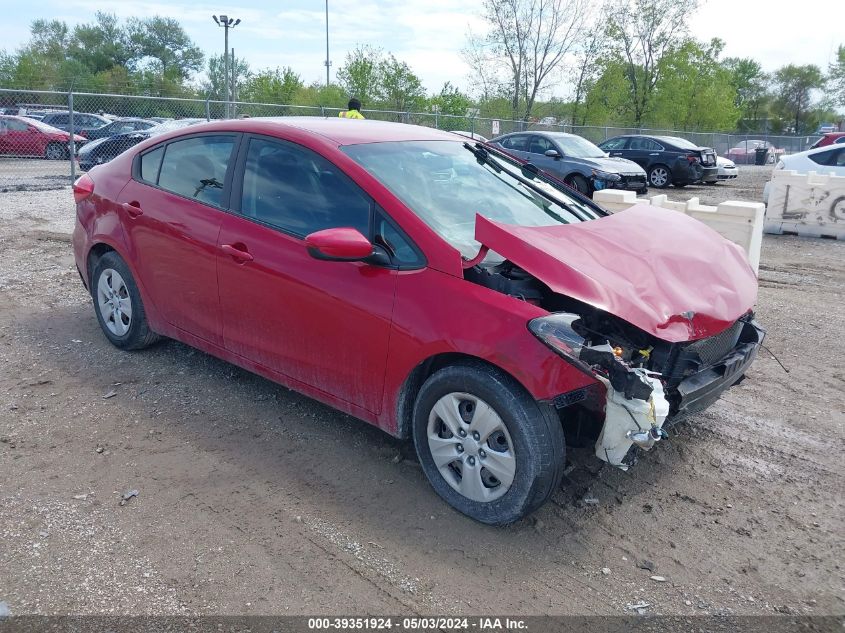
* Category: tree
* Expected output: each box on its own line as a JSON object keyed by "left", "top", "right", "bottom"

{"left": 651, "top": 38, "right": 739, "bottom": 130}
{"left": 772, "top": 64, "right": 824, "bottom": 133}
{"left": 465, "top": 0, "right": 588, "bottom": 121}
{"left": 430, "top": 82, "right": 473, "bottom": 117}
{"left": 126, "top": 16, "right": 203, "bottom": 82}
{"left": 604, "top": 0, "right": 699, "bottom": 125}
{"left": 723, "top": 57, "right": 769, "bottom": 129}
{"left": 336, "top": 45, "right": 383, "bottom": 107}
{"left": 69, "top": 12, "right": 132, "bottom": 74}
{"left": 240, "top": 67, "right": 303, "bottom": 104}
{"left": 568, "top": 19, "right": 604, "bottom": 126}
{"left": 828, "top": 44, "right": 845, "bottom": 109}
{"left": 204, "top": 53, "right": 251, "bottom": 101}
{"left": 377, "top": 54, "right": 426, "bottom": 114}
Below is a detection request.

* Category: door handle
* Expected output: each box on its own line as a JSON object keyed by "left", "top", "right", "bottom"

{"left": 122, "top": 201, "right": 143, "bottom": 217}
{"left": 221, "top": 243, "right": 254, "bottom": 262}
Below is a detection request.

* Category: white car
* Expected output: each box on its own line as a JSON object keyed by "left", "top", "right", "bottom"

{"left": 763, "top": 144, "right": 845, "bottom": 203}
{"left": 705, "top": 156, "right": 737, "bottom": 184}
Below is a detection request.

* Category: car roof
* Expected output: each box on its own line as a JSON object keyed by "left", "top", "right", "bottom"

{"left": 192, "top": 116, "right": 461, "bottom": 146}
{"left": 797, "top": 144, "right": 845, "bottom": 157}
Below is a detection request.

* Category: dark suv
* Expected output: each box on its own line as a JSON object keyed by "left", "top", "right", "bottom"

{"left": 39, "top": 112, "right": 110, "bottom": 139}
{"left": 598, "top": 135, "right": 718, "bottom": 188}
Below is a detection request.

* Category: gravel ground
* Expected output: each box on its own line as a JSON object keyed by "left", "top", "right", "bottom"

{"left": 0, "top": 166, "right": 843, "bottom": 618}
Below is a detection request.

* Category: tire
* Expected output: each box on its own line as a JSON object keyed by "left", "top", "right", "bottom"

{"left": 90, "top": 251, "right": 160, "bottom": 350}
{"left": 637, "top": 187, "right": 648, "bottom": 196}
{"left": 648, "top": 164, "right": 672, "bottom": 188}
{"left": 412, "top": 361, "right": 565, "bottom": 525}
{"left": 565, "top": 174, "right": 591, "bottom": 196}
{"left": 45, "top": 142, "right": 65, "bottom": 160}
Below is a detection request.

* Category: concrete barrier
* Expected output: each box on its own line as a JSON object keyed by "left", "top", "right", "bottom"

{"left": 593, "top": 190, "right": 765, "bottom": 273}
{"left": 763, "top": 169, "right": 845, "bottom": 240}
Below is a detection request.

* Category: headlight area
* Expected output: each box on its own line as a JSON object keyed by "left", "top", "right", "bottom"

{"left": 590, "top": 169, "right": 622, "bottom": 191}
{"left": 528, "top": 313, "right": 670, "bottom": 470}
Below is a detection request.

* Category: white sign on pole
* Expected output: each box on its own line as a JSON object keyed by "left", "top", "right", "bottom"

{"left": 491, "top": 120, "right": 500, "bottom": 135}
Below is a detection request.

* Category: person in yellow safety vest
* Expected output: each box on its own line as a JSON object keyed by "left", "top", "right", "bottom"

{"left": 338, "top": 98, "right": 365, "bottom": 119}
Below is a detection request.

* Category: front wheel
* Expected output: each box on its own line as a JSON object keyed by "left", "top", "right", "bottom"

{"left": 648, "top": 165, "right": 672, "bottom": 188}
{"left": 565, "top": 174, "right": 591, "bottom": 196}
{"left": 413, "top": 362, "right": 565, "bottom": 525}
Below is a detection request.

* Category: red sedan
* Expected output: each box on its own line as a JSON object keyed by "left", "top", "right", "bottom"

{"left": 72, "top": 118, "right": 764, "bottom": 524}
{"left": 0, "top": 114, "right": 85, "bottom": 159}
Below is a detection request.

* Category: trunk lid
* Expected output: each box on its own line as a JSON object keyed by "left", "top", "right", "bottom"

{"left": 474, "top": 204, "right": 757, "bottom": 342}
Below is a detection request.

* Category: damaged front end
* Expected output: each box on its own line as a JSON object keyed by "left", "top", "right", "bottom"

{"left": 463, "top": 206, "right": 765, "bottom": 469}
{"left": 527, "top": 310, "right": 764, "bottom": 468}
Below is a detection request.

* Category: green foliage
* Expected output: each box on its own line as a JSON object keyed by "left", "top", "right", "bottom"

{"left": 828, "top": 45, "right": 845, "bottom": 109}
{"left": 204, "top": 53, "right": 251, "bottom": 100}
{"left": 240, "top": 67, "right": 303, "bottom": 105}
{"left": 772, "top": 64, "right": 825, "bottom": 133}
{"left": 335, "top": 45, "right": 382, "bottom": 107}
{"left": 126, "top": 16, "right": 204, "bottom": 82}
{"left": 430, "top": 82, "right": 472, "bottom": 116}
{"left": 377, "top": 54, "right": 426, "bottom": 114}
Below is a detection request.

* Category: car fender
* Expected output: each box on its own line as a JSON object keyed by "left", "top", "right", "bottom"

{"left": 378, "top": 266, "right": 599, "bottom": 436}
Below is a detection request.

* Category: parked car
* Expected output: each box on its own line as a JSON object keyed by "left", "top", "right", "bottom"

{"left": 597, "top": 134, "right": 717, "bottom": 188}
{"left": 39, "top": 111, "right": 110, "bottom": 138}
{"left": 77, "top": 119, "right": 204, "bottom": 171}
{"left": 0, "top": 115, "right": 85, "bottom": 159}
{"left": 704, "top": 156, "right": 738, "bottom": 184}
{"left": 450, "top": 130, "right": 489, "bottom": 142}
{"left": 763, "top": 144, "right": 845, "bottom": 204}
{"left": 491, "top": 131, "right": 647, "bottom": 196}
{"left": 809, "top": 132, "right": 845, "bottom": 149}
{"left": 84, "top": 118, "right": 156, "bottom": 141}
{"left": 726, "top": 140, "right": 783, "bottom": 165}
{"left": 72, "top": 117, "right": 764, "bottom": 525}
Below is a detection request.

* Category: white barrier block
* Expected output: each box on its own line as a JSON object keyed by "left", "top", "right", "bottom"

{"left": 764, "top": 170, "right": 845, "bottom": 240}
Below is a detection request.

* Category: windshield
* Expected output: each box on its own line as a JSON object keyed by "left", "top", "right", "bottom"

{"left": 554, "top": 135, "right": 605, "bottom": 158}
{"left": 342, "top": 140, "right": 601, "bottom": 259}
{"left": 18, "top": 117, "right": 65, "bottom": 133}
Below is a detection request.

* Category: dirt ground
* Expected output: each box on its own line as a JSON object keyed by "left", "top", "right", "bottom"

{"left": 0, "top": 162, "right": 843, "bottom": 617}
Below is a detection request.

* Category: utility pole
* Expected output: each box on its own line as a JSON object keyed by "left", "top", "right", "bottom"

{"left": 231, "top": 48, "right": 236, "bottom": 117}
{"left": 212, "top": 14, "right": 241, "bottom": 118}
{"left": 324, "top": 0, "right": 330, "bottom": 87}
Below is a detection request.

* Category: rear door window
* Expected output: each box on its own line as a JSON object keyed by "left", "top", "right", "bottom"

{"left": 156, "top": 135, "right": 236, "bottom": 207}
{"left": 501, "top": 135, "right": 529, "bottom": 151}
{"left": 809, "top": 149, "right": 837, "bottom": 165}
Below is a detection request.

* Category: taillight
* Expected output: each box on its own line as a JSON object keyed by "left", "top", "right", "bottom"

{"left": 73, "top": 174, "right": 95, "bottom": 203}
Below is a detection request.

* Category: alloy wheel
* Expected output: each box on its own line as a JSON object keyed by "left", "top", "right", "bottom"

{"left": 427, "top": 392, "right": 516, "bottom": 502}
{"left": 649, "top": 166, "right": 669, "bottom": 187}
{"left": 96, "top": 268, "right": 132, "bottom": 336}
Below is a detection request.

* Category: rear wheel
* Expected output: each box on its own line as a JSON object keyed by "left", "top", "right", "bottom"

{"left": 45, "top": 142, "right": 65, "bottom": 160}
{"left": 648, "top": 164, "right": 672, "bottom": 188}
{"left": 830, "top": 196, "right": 845, "bottom": 223}
{"left": 412, "top": 362, "right": 565, "bottom": 525}
{"left": 91, "top": 251, "right": 160, "bottom": 350}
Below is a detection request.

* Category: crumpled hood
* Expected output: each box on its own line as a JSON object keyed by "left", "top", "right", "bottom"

{"left": 475, "top": 205, "right": 758, "bottom": 342}
{"left": 577, "top": 155, "right": 645, "bottom": 175}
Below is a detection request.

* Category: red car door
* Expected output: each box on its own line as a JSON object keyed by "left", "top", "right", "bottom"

{"left": 4, "top": 118, "right": 39, "bottom": 155}
{"left": 217, "top": 135, "right": 397, "bottom": 413}
{"left": 0, "top": 119, "right": 9, "bottom": 154}
{"left": 116, "top": 133, "right": 239, "bottom": 347}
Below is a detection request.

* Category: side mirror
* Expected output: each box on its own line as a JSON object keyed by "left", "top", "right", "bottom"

{"left": 544, "top": 149, "right": 561, "bottom": 160}
{"left": 305, "top": 227, "right": 374, "bottom": 262}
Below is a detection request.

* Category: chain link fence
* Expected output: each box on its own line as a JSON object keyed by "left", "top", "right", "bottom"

{"left": 0, "top": 87, "right": 824, "bottom": 191}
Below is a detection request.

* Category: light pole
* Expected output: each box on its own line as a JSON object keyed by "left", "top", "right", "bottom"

{"left": 212, "top": 14, "right": 240, "bottom": 117}
{"left": 324, "top": 0, "right": 330, "bottom": 87}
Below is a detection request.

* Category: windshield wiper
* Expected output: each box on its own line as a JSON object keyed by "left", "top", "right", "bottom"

{"left": 461, "top": 142, "right": 592, "bottom": 222}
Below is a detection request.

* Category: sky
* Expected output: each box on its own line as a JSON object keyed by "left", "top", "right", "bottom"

{"left": 0, "top": 0, "right": 841, "bottom": 97}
